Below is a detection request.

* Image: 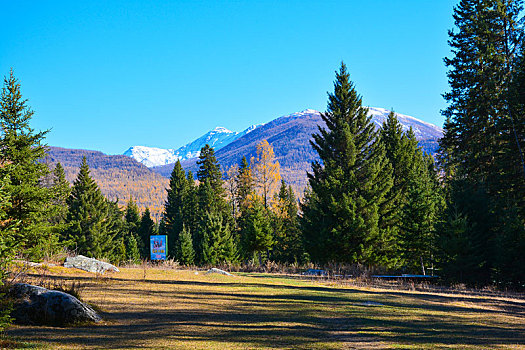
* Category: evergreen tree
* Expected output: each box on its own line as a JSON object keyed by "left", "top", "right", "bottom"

{"left": 439, "top": 0, "right": 523, "bottom": 192}
{"left": 124, "top": 197, "right": 141, "bottom": 263}
{"left": 125, "top": 197, "right": 141, "bottom": 232}
{"left": 50, "top": 162, "right": 70, "bottom": 224}
{"left": 176, "top": 225, "right": 195, "bottom": 265}
{"left": 126, "top": 233, "right": 141, "bottom": 264}
{"left": 0, "top": 173, "right": 15, "bottom": 332}
{"left": 399, "top": 152, "right": 442, "bottom": 273}
{"left": 197, "top": 144, "right": 225, "bottom": 196}
{"left": 201, "top": 211, "right": 237, "bottom": 265}
{"left": 508, "top": 42, "right": 525, "bottom": 218}
{"left": 138, "top": 208, "right": 156, "bottom": 259}
{"left": 237, "top": 156, "right": 255, "bottom": 212}
{"left": 114, "top": 237, "right": 127, "bottom": 266}
{"left": 194, "top": 145, "right": 231, "bottom": 264}
{"left": 272, "top": 180, "right": 303, "bottom": 263}
{"left": 301, "top": 62, "right": 393, "bottom": 265}
{"left": 183, "top": 171, "right": 199, "bottom": 240}
{"left": 380, "top": 112, "right": 413, "bottom": 228}
{"left": 65, "top": 157, "right": 116, "bottom": 259}
{"left": 241, "top": 199, "right": 273, "bottom": 264}
{"left": 164, "top": 161, "right": 189, "bottom": 258}
{"left": 438, "top": 0, "right": 525, "bottom": 285}
{"left": 0, "top": 70, "right": 55, "bottom": 259}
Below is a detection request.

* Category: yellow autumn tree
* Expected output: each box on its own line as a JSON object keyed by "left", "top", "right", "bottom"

{"left": 225, "top": 163, "right": 240, "bottom": 218}
{"left": 251, "top": 140, "right": 281, "bottom": 209}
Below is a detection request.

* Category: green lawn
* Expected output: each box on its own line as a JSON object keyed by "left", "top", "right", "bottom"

{"left": 6, "top": 267, "right": 525, "bottom": 349}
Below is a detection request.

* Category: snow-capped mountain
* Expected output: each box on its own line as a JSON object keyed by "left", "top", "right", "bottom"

{"left": 125, "top": 108, "right": 442, "bottom": 169}
{"left": 367, "top": 107, "right": 442, "bottom": 140}
{"left": 124, "top": 124, "right": 261, "bottom": 167}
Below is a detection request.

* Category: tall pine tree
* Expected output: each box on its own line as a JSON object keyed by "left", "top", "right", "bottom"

{"left": 138, "top": 208, "right": 156, "bottom": 259}
{"left": 438, "top": 0, "right": 525, "bottom": 285}
{"left": 65, "top": 157, "right": 117, "bottom": 260}
{"left": 301, "top": 62, "right": 393, "bottom": 265}
{"left": 164, "top": 160, "right": 189, "bottom": 258}
{"left": 0, "top": 70, "right": 55, "bottom": 259}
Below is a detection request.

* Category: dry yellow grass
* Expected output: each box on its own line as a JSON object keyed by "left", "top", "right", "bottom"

{"left": 6, "top": 266, "right": 525, "bottom": 350}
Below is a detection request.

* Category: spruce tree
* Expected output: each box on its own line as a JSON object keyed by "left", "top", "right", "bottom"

{"left": 0, "top": 70, "right": 55, "bottom": 259}
{"left": 438, "top": 0, "right": 525, "bottom": 285}
{"left": 301, "top": 62, "right": 393, "bottom": 265}
{"left": 0, "top": 173, "right": 15, "bottom": 332}
{"left": 106, "top": 200, "right": 125, "bottom": 263}
{"left": 399, "top": 150, "right": 442, "bottom": 273}
{"left": 138, "top": 208, "right": 156, "bottom": 259}
{"left": 65, "top": 157, "right": 116, "bottom": 259}
{"left": 50, "top": 162, "right": 70, "bottom": 224}
{"left": 201, "top": 211, "right": 236, "bottom": 265}
{"left": 124, "top": 197, "right": 141, "bottom": 263}
{"left": 380, "top": 112, "right": 413, "bottom": 227}
{"left": 241, "top": 199, "right": 273, "bottom": 264}
{"left": 237, "top": 156, "right": 254, "bottom": 212}
{"left": 197, "top": 144, "right": 225, "bottom": 196}
{"left": 164, "top": 160, "right": 189, "bottom": 258}
{"left": 194, "top": 145, "right": 231, "bottom": 264}
{"left": 177, "top": 225, "right": 195, "bottom": 265}
{"left": 183, "top": 171, "right": 199, "bottom": 236}
{"left": 273, "top": 180, "right": 303, "bottom": 263}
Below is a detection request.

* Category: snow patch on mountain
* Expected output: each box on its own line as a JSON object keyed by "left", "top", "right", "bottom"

{"left": 286, "top": 108, "right": 442, "bottom": 140}
{"left": 124, "top": 123, "right": 263, "bottom": 167}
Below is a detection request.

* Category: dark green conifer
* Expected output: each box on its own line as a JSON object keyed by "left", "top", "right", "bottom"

{"left": 201, "top": 211, "right": 236, "bottom": 265}
{"left": 124, "top": 197, "right": 141, "bottom": 263}
{"left": 177, "top": 225, "right": 195, "bottom": 265}
{"left": 438, "top": 0, "right": 524, "bottom": 285}
{"left": 0, "top": 70, "right": 55, "bottom": 259}
{"left": 273, "top": 180, "right": 303, "bottom": 263}
{"left": 51, "top": 162, "right": 70, "bottom": 223}
{"left": 0, "top": 173, "right": 15, "bottom": 332}
{"left": 197, "top": 145, "right": 225, "bottom": 195}
{"left": 241, "top": 200, "right": 273, "bottom": 264}
{"left": 65, "top": 157, "right": 116, "bottom": 259}
{"left": 138, "top": 208, "right": 156, "bottom": 259}
{"left": 164, "top": 160, "right": 189, "bottom": 258}
{"left": 301, "top": 62, "right": 393, "bottom": 265}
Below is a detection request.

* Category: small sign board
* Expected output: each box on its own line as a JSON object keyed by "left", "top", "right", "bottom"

{"left": 150, "top": 235, "right": 167, "bottom": 260}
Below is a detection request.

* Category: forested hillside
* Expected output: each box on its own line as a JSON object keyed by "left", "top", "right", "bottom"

{"left": 43, "top": 147, "right": 168, "bottom": 219}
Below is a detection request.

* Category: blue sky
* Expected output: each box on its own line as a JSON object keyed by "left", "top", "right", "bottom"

{"left": 1, "top": 0, "right": 457, "bottom": 155}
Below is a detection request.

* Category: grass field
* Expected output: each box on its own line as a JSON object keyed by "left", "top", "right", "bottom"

{"left": 5, "top": 266, "right": 525, "bottom": 349}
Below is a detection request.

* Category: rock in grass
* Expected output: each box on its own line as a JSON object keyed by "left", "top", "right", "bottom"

{"left": 10, "top": 283, "right": 101, "bottom": 326}
{"left": 64, "top": 255, "right": 119, "bottom": 274}
{"left": 206, "top": 268, "right": 234, "bottom": 276}
{"left": 356, "top": 301, "right": 384, "bottom": 306}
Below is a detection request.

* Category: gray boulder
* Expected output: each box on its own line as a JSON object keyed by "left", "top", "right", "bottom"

{"left": 10, "top": 283, "right": 101, "bottom": 326}
{"left": 64, "top": 255, "right": 119, "bottom": 274}
{"left": 206, "top": 268, "right": 234, "bottom": 276}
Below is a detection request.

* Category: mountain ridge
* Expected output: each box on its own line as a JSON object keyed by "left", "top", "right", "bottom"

{"left": 150, "top": 108, "right": 443, "bottom": 191}
{"left": 124, "top": 123, "right": 263, "bottom": 167}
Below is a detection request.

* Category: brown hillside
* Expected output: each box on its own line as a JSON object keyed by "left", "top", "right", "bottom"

{"left": 44, "top": 147, "right": 168, "bottom": 220}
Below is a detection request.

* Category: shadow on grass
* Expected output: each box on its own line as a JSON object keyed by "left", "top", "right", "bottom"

{"left": 8, "top": 272, "right": 525, "bottom": 349}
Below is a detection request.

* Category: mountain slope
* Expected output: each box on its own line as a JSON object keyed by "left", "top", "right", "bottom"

{"left": 124, "top": 124, "right": 261, "bottom": 167}
{"left": 44, "top": 147, "right": 168, "bottom": 219}
{"left": 152, "top": 108, "right": 442, "bottom": 192}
